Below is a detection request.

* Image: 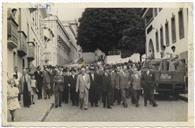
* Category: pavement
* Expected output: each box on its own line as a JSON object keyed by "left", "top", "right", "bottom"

{"left": 44, "top": 97, "right": 187, "bottom": 122}
{"left": 7, "top": 95, "right": 187, "bottom": 122}
{"left": 7, "top": 95, "right": 54, "bottom": 122}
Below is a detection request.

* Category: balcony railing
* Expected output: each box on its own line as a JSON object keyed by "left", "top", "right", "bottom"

{"left": 17, "top": 31, "right": 27, "bottom": 57}
{"left": 7, "top": 18, "right": 18, "bottom": 49}
{"left": 27, "top": 42, "right": 35, "bottom": 61}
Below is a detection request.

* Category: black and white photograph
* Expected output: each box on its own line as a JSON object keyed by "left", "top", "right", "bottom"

{"left": 1, "top": 1, "right": 194, "bottom": 127}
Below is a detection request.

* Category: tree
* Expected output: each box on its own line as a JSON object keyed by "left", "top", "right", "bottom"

{"left": 118, "top": 23, "right": 145, "bottom": 60}
{"left": 118, "top": 9, "right": 145, "bottom": 61}
{"left": 77, "top": 8, "right": 144, "bottom": 55}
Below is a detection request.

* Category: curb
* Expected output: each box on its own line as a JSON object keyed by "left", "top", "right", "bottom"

{"left": 178, "top": 94, "right": 188, "bottom": 102}
{"left": 40, "top": 103, "right": 54, "bottom": 122}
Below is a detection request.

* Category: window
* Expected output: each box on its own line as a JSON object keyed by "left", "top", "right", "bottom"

{"left": 178, "top": 9, "right": 184, "bottom": 39}
{"left": 160, "top": 27, "right": 164, "bottom": 50}
{"left": 171, "top": 16, "right": 176, "bottom": 43}
{"left": 165, "top": 22, "right": 170, "bottom": 46}
{"left": 155, "top": 31, "right": 159, "bottom": 52}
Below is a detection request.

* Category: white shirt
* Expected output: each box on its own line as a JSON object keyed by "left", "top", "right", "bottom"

{"left": 163, "top": 47, "right": 172, "bottom": 59}
{"left": 82, "top": 74, "right": 86, "bottom": 81}
{"left": 91, "top": 73, "right": 94, "bottom": 80}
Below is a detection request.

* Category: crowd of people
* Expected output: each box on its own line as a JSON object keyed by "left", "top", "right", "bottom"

{"left": 7, "top": 45, "right": 188, "bottom": 122}
{"left": 7, "top": 61, "right": 159, "bottom": 121}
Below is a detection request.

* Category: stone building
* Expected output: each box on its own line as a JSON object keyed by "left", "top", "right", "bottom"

{"left": 141, "top": 8, "right": 189, "bottom": 63}
{"left": 62, "top": 20, "right": 80, "bottom": 63}
{"left": 7, "top": 7, "right": 47, "bottom": 76}
{"left": 43, "top": 15, "right": 76, "bottom": 66}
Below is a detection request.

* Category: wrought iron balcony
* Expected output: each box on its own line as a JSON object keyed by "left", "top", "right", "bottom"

{"left": 27, "top": 42, "right": 35, "bottom": 61}
{"left": 7, "top": 18, "right": 18, "bottom": 49}
{"left": 17, "top": 31, "right": 27, "bottom": 57}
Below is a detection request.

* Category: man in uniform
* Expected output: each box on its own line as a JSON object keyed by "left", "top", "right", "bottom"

{"left": 54, "top": 69, "right": 64, "bottom": 108}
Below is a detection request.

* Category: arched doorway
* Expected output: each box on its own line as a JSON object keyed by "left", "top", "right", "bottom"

{"left": 148, "top": 39, "right": 155, "bottom": 58}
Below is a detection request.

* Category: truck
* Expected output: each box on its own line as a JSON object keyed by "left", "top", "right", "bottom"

{"left": 141, "top": 59, "right": 186, "bottom": 99}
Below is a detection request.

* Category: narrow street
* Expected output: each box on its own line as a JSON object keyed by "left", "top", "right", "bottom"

{"left": 44, "top": 97, "right": 187, "bottom": 122}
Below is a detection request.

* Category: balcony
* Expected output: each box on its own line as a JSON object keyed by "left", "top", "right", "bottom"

{"left": 7, "top": 18, "right": 18, "bottom": 49}
{"left": 27, "top": 42, "right": 35, "bottom": 61}
{"left": 17, "top": 31, "right": 27, "bottom": 57}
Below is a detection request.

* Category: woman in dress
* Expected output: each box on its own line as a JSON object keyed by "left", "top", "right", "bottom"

{"left": 7, "top": 79, "right": 20, "bottom": 121}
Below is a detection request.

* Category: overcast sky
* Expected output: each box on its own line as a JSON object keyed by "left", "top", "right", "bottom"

{"left": 51, "top": 8, "right": 85, "bottom": 21}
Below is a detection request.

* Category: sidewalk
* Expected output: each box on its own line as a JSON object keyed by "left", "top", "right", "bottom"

{"left": 7, "top": 96, "right": 54, "bottom": 122}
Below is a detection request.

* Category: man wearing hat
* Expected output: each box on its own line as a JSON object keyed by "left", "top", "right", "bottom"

{"left": 34, "top": 66, "right": 43, "bottom": 99}
{"left": 89, "top": 66, "right": 96, "bottom": 107}
{"left": 102, "top": 66, "right": 112, "bottom": 109}
{"left": 76, "top": 67, "right": 90, "bottom": 110}
{"left": 63, "top": 68, "right": 70, "bottom": 104}
{"left": 141, "top": 67, "right": 158, "bottom": 107}
{"left": 69, "top": 68, "right": 79, "bottom": 106}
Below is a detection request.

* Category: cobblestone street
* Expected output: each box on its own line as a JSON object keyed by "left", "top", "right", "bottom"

{"left": 44, "top": 97, "right": 187, "bottom": 122}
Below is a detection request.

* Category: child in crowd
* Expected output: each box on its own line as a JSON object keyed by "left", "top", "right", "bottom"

{"left": 31, "top": 75, "right": 37, "bottom": 104}
{"left": 7, "top": 79, "right": 20, "bottom": 121}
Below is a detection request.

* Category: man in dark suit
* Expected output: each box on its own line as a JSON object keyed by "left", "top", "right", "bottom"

{"left": 69, "top": 68, "right": 79, "bottom": 106}
{"left": 63, "top": 68, "right": 70, "bottom": 104}
{"left": 89, "top": 67, "right": 96, "bottom": 107}
{"left": 141, "top": 68, "right": 158, "bottom": 107}
{"left": 91, "top": 67, "right": 103, "bottom": 107}
{"left": 102, "top": 67, "right": 112, "bottom": 109}
{"left": 34, "top": 66, "right": 43, "bottom": 99}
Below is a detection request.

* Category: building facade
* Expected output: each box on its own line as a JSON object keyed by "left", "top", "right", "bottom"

{"left": 62, "top": 20, "right": 80, "bottom": 63}
{"left": 43, "top": 15, "right": 75, "bottom": 66}
{"left": 141, "top": 8, "right": 188, "bottom": 63}
{"left": 7, "top": 7, "right": 47, "bottom": 76}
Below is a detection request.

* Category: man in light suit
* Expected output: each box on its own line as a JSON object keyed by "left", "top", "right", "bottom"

{"left": 76, "top": 67, "right": 90, "bottom": 110}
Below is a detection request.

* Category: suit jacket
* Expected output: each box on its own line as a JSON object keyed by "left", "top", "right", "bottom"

{"left": 54, "top": 74, "right": 64, "bottom": 92}
{"left": 34, "top": 71, "right": 43, "bottom": 85}
{"left": 141, "top": 70, "right": 155, "bottom": 88}
{"left": 64, "top": 75, "right": 70, "bottom": 87}
{"left": 94, "top": 72, "right": 103, "bottom": 91}
{"left": 131, "top": 72, "right": 141, "bottom": 90}
{"left": 89, "top": 73, "right": 95, "bottom": 90}
{"left": 76, "top": 73, "right": 90, "bottom": 93}
{"left": 119, "top": 71, "right": 130, "bottom": 89}
{"left": 43, "top": 71, "right": 50, "bottom": 87}
{"left": 102, "top": 73, "right": 111, "bottom": 92}
{"left": 110, "top": 71, "right": 116, "bottom": 88}
{"left": 19, "top": 74, "right": 32, "bottom": 93}
{"left": 115, "top": 72, "right": 120, "bottom": 89}
{"left": 69, "top": 75, "right": 77, "bottom": 89}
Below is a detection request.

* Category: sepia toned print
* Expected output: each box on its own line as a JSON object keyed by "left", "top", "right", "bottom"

{"left": 2, "top": 2, "right": 194, "bottom": 127}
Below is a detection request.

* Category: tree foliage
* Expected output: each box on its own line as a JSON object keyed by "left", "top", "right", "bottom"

{"left": 77, "top": 8, "right": 145, "bottom": 57}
